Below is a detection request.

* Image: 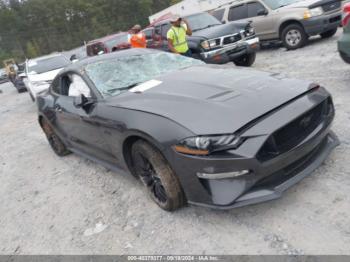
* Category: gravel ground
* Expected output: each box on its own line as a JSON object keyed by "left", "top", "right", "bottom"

{"left": 0, "top": 31, "right": 349, "bottom": 255}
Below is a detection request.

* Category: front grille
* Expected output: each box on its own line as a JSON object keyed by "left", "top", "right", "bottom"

{"left": 322, "top": 1, "right": 341, "bottom": 12}
{"left": 223, "top": 33, "right": 242, "bottom": 45}
{"left": 257, "top": 98, "right": 334, "bottom": 162}
{"left": 254, "top": 137, "right": 328, "bottom": 190}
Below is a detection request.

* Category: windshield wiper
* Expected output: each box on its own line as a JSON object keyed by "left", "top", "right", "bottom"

{"left": 107, "top": 82, "right": 141, "bottom": 94}
{"left": 193, "top": 24, "right": 221, "bottom": 32}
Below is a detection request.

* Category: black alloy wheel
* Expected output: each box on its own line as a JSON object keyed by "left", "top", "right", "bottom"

{"left": 41, "top": 119, "right": 71, "bottom": 157}
{"left": 131, "top": 140, "right": 185, "bottom": 211}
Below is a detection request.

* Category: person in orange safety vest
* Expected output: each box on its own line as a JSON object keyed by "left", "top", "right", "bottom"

{"left": 129, "top": 24, "right": 147, "bottom": 48}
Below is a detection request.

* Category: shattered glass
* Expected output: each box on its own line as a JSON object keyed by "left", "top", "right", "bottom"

{"left": 85, "top": 52, "right": 204, "bottom": 97}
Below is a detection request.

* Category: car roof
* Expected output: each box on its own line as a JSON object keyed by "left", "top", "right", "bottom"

{"left": 216, "top": 0, "right": 248, "bottom": 9}
{"left": 151, "top": 12, "right": 206, "bottom": 27}
{"left": 87, "top": 32, "right": 128, "bottom": 45}
{"left": 62, "top": 48, "right": 161, "bottom": 72}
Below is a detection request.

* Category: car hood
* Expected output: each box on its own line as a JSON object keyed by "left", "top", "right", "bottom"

{"left": 107, "top": 66, "right": 314, "bottom": 135}
{"left": 28, "top": 68, "right": 63, "bottom": 82}
{"left": 191, "top": 22, "right": 246, "bottom": 40}
{"left": 280, "top": 0, "right": 338, "bottom": 9}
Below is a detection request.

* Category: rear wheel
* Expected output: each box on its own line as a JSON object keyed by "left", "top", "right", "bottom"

{"left": 281, "top": 24, "right": 307, "bottom": 50}
{"left": 233, "top": 52, "right": 256, "bottom": 67}
{"left": 41, "top": 119, "right": 71, "bottom": 156}
{"left": 131, "top": 140, "right": 185, "bottom": 211}
{"left": 320, "top": 28, "right": 337, "bottom": 39}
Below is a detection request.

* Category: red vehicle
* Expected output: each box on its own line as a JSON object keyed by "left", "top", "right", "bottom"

{"left": 86, "top": 33, "right": 130, "bottom": 56}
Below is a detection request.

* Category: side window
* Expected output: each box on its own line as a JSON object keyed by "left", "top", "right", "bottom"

{"left": 143, "top": 28, "right": 154, "bottom": 40}
{"left": 154, "top": 26, "right": 161, "bottom": 36}
{"left": 228, "top": 4, "right": 248, "bottom": 21}
{"left": 161, "top": 24, "right": 171, "bottom": 39}
{"left": 211, "top": 8, "right": 225, "bottom": 21}
{"left": 68, "top": 74, "right": 91, "bottom": 98}
{"left": 247, "top": 2, "right": 266, "bottom": 17}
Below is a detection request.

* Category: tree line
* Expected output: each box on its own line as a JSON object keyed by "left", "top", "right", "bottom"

{"left": 0, "top": 0, "right": 180, "bottom": 62}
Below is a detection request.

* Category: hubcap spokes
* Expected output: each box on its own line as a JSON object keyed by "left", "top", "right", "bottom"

{"left": 134, "top": 153, "right": 168, "bottom": 203}
{"left": 286, "top": 30, "right": 301, "bottom": 46}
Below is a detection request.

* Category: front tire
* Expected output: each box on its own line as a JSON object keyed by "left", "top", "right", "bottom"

{"left": 41, "top": 119, "right": 71, "bottom": 157}
{"left": 320, "top": 28, "right": 337, "bottom": 39}
{"left": 233, "top": 52, "right": 256, "bottom": 67}
{"left": 131, "top": 140, "right": 185, "bottom": 211}
{"left": 281, "top": 24, "right": 307, "bottom": 50}
{"left": 340, "top": 52, "right": 350, "bottom": 64}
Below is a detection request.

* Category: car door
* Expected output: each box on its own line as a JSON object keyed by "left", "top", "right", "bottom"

{"left": 53, "top": 72, "right": 116, "bottom": 163}
{"left": 227, "top": 2, "right": 275, "bottom": 39}
{"left": 246, "top": 1, "right": 276, "bottom": 39}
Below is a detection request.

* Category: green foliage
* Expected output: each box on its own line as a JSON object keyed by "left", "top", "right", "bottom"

{"left": 26, "top": 41, "right": 38, "bottom": 58}
{"left": 0, "top": 0, "right": 176, "bottom": 62}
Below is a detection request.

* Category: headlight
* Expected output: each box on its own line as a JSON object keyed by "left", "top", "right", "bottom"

{"left": 245, "top": 26, "right": 255, "bottom": 37}
{"left": 304, "top": 7, "right": 323, "bottom": 19}
{"left": 173, "top": 135, "right": 244, "bottom": 156}
{"left": 201, "top": 39, "right": 220, "bottom": 50}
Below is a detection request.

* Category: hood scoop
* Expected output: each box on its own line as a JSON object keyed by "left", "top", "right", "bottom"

{"left": 207, "top": 90, "right": 241, "bottom": 102}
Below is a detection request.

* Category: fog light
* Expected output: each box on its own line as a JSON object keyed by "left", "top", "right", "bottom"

{"left": 197, "top": 170, "right": 250, "bottom": 180}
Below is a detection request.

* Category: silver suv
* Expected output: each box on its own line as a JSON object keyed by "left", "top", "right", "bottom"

{"left": 211, "top": 0, "right": 342, "bottom": 50}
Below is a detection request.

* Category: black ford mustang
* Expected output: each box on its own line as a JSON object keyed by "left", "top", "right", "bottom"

{"left": 37, "top": 49, "right": 339, "bottom": 211}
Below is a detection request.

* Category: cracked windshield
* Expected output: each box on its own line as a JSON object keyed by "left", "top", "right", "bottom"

{"left": 85, "top": 52, "right": 204, "bottom": 97}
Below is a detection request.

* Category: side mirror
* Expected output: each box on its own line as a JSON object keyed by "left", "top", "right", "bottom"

{"left": 74, "top": 94, "right": 89, "bottom": 108}
{"left": 70, "top": 54, "right": 77, "bottom": 61}
{"left": 257, "top": 9, "right": 268, "bottom": 16}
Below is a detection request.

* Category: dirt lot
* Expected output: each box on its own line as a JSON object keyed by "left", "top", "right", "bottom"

{"left": 0, "top": 31, "right": 350, "bottom": 255}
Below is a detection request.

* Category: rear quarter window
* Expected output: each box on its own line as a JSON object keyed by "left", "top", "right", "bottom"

{"left": 211, "top": 8, "right": 225, "bottom": 21}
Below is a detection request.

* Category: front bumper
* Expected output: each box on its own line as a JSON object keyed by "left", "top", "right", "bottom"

{"left": 190, "top": 132, "right": 339, "bottom": 210}
{"left": 200, "top": 37, "right": 259, "bottom": 64}
{"left": 166, "top": 91, "right": 339, "bottom": 209}
{"left": 302, "top": 11, "right": 342, "bottom": 36}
